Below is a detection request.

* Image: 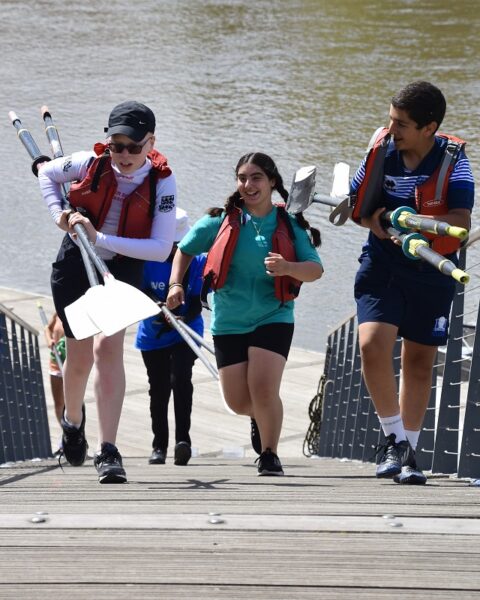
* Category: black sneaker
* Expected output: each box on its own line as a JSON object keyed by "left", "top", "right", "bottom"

{"left": 375, "top": 434, "right": 411, "bottom": 478}
{"left": 60, "top": 404, "right": 88, "bottom": 466}
{"left": 149, "top": 448, "right": 167, "bottom": 465}
{"left": 250, "top": 418, "right": 262, "bottom": 455}
{"left": 174, "top": 441, "right": 192, "bottom": 466}
{"left": 256, "top": 448, "right": 284, "bottom": 476}
{"left": 393, "top": 451, "right": 427, "bottom": 485}
{"left": 93, "top": 442, "right": 127, "bottom": 484}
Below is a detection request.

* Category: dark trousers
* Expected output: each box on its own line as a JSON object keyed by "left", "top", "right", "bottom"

{"left": 141, "top": 343, "right": 197, "bottom": 450}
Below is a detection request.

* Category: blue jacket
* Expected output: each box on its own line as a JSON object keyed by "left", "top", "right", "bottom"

{"left": 135, "top": 255, "right": 206, "bottom": 351}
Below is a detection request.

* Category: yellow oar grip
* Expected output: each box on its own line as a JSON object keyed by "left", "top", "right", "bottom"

{"left": 447, "top": 226, "right": 469, "bottom": 240}
{"left": 451, "top": 268, "right": 470, "bottom": 284}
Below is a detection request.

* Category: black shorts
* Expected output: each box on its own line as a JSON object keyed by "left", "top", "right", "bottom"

{"left": 213, "top": 323, "right": 294, "bottom": 369}
{"left": 51, "top": 234, "right": 144, "bottom": 338}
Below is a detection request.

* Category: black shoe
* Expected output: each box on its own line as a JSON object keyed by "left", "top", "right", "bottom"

{"left": 60, "top": 404, "right": 88, "bottom": 467}
{"left": 250, "top": 418, "right": 262, "bottom": 455}
{"left": 375, "top": 434, "right": 411, "bottom": 478}
{"left": 393, "top": 451, "right": 427, "bottom": 485}
{"left": 256, "top": 448, "right": 284, "bottom": 476}
{"left": 149, "top": 448, "right": 166, "bottom": 465}
{"left": 174, "top": 442, "right": 192, "bottom": 466}
{"left": 93, "top": 442, "right": 127, "bottom": 484}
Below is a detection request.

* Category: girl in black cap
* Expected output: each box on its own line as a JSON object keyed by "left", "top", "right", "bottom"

{"left": 38, "top": 101, "right": 177, "bottom": 484}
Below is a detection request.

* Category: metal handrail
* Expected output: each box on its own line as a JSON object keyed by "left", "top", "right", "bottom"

{"left": 0, "top": 302, "right": 39, "bottom": 336}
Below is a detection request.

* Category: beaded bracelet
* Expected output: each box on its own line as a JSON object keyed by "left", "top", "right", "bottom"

{"left": 168, "top": 283, "right": 184, "bottom": 290}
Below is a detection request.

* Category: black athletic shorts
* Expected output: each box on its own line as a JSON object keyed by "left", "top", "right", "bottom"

{"left": 213, "top": 322, "right": 294, "bottom": 369}
{"left": 51, "top": 234, "right": 144, "bottom": 338}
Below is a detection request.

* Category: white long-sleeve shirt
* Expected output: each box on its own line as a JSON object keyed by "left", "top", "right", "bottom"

{"left": 38, "top": 151, "right": 177, "bottom": 261}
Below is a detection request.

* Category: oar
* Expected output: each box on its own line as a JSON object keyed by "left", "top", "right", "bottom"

{"left": 66, "top": 235, "right": 160, "bottom": 337}
{"left": 382, "top": 206, "right": 468, "bottom": 240}
{"left": 39, "top": 105, "right": 105, "bottom": 337}
{"left": 387, "top": 227, "right": 470, "bottom": 284}
{"left": 9, "top": 111, "right": 51, "bottom": 175}
{"left": 37, "top": 301, "right": 64, "bottom": 372}
{"left": 9, "top": 109, "right": 102, "bottom": 337}
{"left": 286, "top": 163, "right": 352, "bottom": 225}
{"left": 159, "top": 304, "right": 219, "bottom": 380}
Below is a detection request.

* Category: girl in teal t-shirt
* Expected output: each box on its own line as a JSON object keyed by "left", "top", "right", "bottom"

{"left": 167, "top": 152, "right": 323, "bottom": 476}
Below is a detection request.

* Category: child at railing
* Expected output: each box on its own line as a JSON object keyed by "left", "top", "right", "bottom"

{"left": 43, "top": 311, "right": 65, "bottom": 455}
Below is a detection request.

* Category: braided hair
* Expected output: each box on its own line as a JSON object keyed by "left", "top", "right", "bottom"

{"left": 207, "top": 152, "right": 321, "bottom": 247}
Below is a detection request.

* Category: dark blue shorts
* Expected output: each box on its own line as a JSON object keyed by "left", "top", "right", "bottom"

{"left": 354, "top": 254, "right": 456, "bottom": 346}
{"left": 51, "top": 235, "right": 144, "bottom": 338}
{"left": 213, "top": 323, "right": 294, "bottom": 369}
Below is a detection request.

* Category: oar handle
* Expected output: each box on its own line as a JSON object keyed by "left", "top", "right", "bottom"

{"left": 414, "top": 244, "right": 470, "bottom": 284}
{"left": 384, "top": 209, "right": 468, "bottom": 240}
{"left": 38, "top": 106, "right": 102, "bottom": 285}
{"left": 9, "top": 111, "right": 51, "bottom": 175}
{"left": 387, "top": 226, "right": 470, "bottom": 284}
{"left": 40, "top": 106, "right": 64, "bottom": 158}
{"left": 160, "top": 304, "right": 219, "bottom": 380}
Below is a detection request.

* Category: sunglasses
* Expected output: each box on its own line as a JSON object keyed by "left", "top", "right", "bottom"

{"left": 107, "top": 137, "right": 152, "bottom": 155}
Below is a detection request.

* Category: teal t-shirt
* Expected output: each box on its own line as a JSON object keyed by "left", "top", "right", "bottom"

{"left": 178, "top": 206, "right": 322, "bottom": 335}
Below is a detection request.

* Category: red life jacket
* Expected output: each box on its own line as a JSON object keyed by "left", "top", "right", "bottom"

{"left": 202, "top": 206, "right": 302, "bottom": 305}
{"left": 68, "top": 144, "right": 172, "bottom": 239}
{"left": 351, "top": 128, "right": 466, "bottom": 255}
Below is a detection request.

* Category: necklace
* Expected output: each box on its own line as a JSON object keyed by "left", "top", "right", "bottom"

{"left": 251, "top": 218, "right": 263, "bottom": 237}
{"left": 250, "top": 217, "right": 268, "bottom": 247}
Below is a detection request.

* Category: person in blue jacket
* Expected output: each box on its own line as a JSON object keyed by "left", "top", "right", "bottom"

{"left": 135, "top": 208, "right": 206, "bottom": 466}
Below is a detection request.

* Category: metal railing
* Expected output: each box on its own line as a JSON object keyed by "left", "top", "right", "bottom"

{"left": 305, "top": 234, "right": 480, "bottom": 479}
{"left": 0, "top": 302, "right": 51, "bottom": 463}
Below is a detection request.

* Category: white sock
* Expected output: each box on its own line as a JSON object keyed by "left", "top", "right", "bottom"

{"left": 379, "top": 414, "right": 406, "bottom": 443}
{"left": 405, "top": 429, "right": 420, "bottom": 450}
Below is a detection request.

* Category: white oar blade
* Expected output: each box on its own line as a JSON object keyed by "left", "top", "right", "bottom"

{"left": 286, "top": 165, "right": 317, "bottom": 214}
{"left": 65, "top": 292, "right": 102, "bottom": 340}
{"left": 85, "top": 277, "right": 159, "bottom": 337}
{"left": 331, "top": 162, "right": 350, "bottom": 199}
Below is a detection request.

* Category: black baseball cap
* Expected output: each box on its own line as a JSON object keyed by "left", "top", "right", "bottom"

{"left": 104, "top": 101, "right": 156, "bottom": 142}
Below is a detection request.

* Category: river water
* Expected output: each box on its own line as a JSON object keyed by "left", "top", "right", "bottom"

{"left": 0, "top": 0, "right": 478, "bottom": 351}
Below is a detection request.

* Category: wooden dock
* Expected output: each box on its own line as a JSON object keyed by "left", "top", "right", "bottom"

{"left": 1, "top": 287, "right": 480, "bottom": 599}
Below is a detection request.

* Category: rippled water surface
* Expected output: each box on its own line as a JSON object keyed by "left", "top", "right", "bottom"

{"left": 0, "top": 0, "right": 478, "bottom": 350}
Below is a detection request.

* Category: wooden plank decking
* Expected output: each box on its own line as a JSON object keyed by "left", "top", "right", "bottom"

{"left": 1, "top": 287, "right": 480, "bottom": 599}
